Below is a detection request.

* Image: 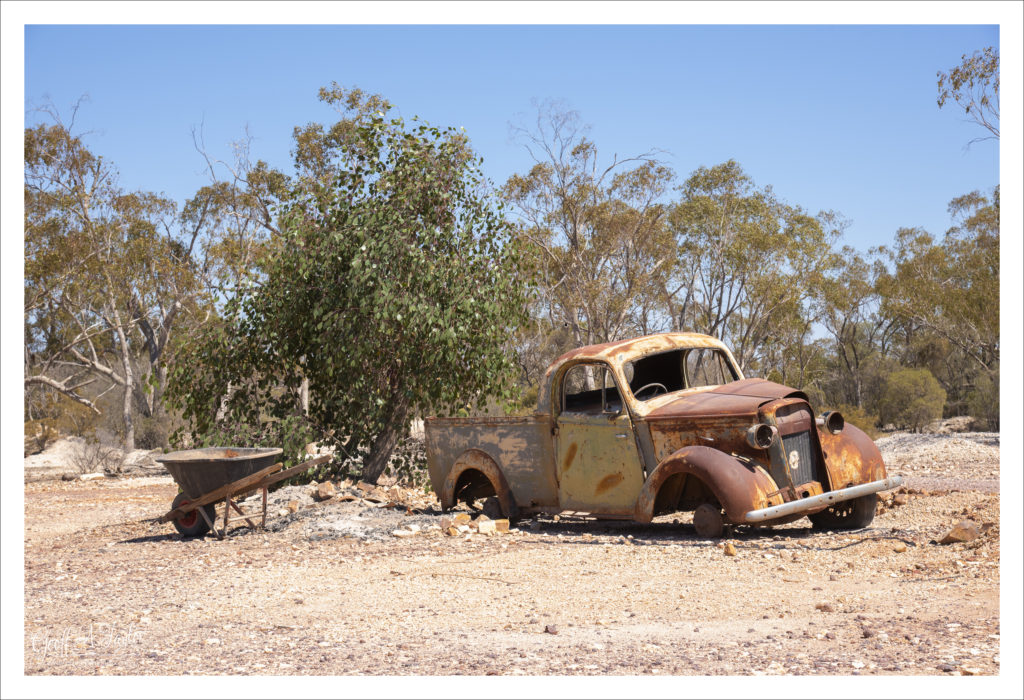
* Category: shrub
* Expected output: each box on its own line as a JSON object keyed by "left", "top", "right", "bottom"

{"left": 966, "top": 368, "right": 999, "bottom": 430}
{"left": 878, "top": 368, "right": 946, "bottom": 432}
{"left": 71, "top": 440, "right": 126, "bottom": 475}
{"left": 24, "top": 420, "right": 59, "bottom": 455}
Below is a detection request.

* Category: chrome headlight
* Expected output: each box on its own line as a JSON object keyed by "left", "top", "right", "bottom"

{"left": 745, "top": 423, "right": 777, "bottom": 449}
{"left": 816, "top": 410, "right": 844, "bottom": 435}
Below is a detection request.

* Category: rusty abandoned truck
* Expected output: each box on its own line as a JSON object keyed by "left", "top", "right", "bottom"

{"left": 425, "top": 333, "right": 902, "bottom": 537}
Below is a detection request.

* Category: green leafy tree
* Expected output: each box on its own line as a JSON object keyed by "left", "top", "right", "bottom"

{"left": 503, "top": 102, "right": 675, "bottom": 362}
{"left": 938, "top": 46, "right": 999, "bottom": 142}
{"left": 877, "top": 187, "right": 999, "bottom": 379}
{"left": 666, "top": 160, "right": 838, "bottom": 373}
{"left": 878, "top": 367, "right": 946, "bottom": 432}
{"left": 169, "top": 87, "right": 528, "bottom": 483}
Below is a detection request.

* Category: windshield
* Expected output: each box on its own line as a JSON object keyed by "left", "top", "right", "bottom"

{"left": 623, "top": 348, "right": 739, "bottom": 401}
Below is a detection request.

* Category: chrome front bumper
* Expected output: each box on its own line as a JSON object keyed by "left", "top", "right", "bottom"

{"left": 743, "top": 475, "right": 904, "bottom": 523}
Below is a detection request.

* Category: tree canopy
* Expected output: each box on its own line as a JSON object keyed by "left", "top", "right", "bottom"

{"left": 168, "top": 87, "right": 528, "bottom": 482}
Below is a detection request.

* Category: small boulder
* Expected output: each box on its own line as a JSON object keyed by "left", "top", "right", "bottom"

{"left": 478, "top": 520, "right": 497, "bottom": 535}
{"left": 314, "top": 482, "right": 336, "bottom": 501}
{"left": 494, "top": 519, "right": 510, "bottom": 533}
{"left": 893, "top": 542, "right": 907, "bottom": 553}
{"left": 892, "top": 493, "right": 909, "bottom": 506}
{"left": 939, "top": 520, "right": 980, "bottom": 544}
{"left": 453, "top": 513, "right": 471, "bottom": 525}
{"left": 723, "top": 542, "right": 737, "bottom": 557}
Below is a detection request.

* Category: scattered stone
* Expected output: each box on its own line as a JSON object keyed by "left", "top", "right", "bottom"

{"left": 939, "top": 520, "right": 980, "bottom": 544}
{"left": 391, "top": 529, "right": 416, "bottom": 538}
{"left": 892, "top": 493, "right": 909, "bottom": 506}
{"left": 723, "top": 542, "right": 737, "bottom": 557}
{"left": 277, "top": 508, "right": 290, "bottom": 517}
{"left": 314, "top": 482, "right": 336, "bottom": 501}
{"left": 478, "top": 520, "right": 497, "bottom": 535}
{"left": 61, "top": 473, "right": 77, "bottom": 481}
{"left": 861, "top": 627, "right": 875, "bottom": 638}
{"left": 453, "top": 513, "right": 471, "bottom": 525}
{"left": 439, "top": 516, "right": 453, "bottom": 530}
{"left": 494, "top": 519, "right": 510, "bottom": 533}
{"left": 445, "top": 526, "right": 459, "bottom": 537}
{"left": 544, "top": 624, "right": 559, "bottom": 635}
{"left": 938, "top": 663, "right": 956, "bottom": 673}
{"left": 286, "top": 500, "right": 300, "bottom": 514}
{"left": 815, "top": 602, "right": 834, "bottom": 613}
{"left": 960, "top": 666, "right": 981, "bottom": 676}
{"left": 79, "top": 472, "right": 105, "bottom": 481}
{"left": 893, "top": 542, "right": 908, "bottom": 553}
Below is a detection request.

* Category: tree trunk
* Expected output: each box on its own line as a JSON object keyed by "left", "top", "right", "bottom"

{"left": 360, "top": 392, "right": 411, "bottom": 484}
{"left": 122, "top": 382, "right": 135, "bottom": 451}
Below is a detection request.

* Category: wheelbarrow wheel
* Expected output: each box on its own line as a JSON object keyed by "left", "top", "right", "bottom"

{"left": 171, "top": 492, "right": 215, "bottom": 538}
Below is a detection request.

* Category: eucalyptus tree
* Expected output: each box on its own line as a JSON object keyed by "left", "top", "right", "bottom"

{"left": 169, "top": 86, "right": 528, "bottom": 483}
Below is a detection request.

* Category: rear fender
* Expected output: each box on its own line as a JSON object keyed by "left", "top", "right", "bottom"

{"left": 634, "top": 446, "right": 783, "bottom": 523}
{"left": 441, "top": 448, "right": 518, "bottom": 518}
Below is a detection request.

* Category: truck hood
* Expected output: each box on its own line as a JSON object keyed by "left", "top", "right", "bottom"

{"left": 642, "top": 378, "right": 806, "bottom": 419}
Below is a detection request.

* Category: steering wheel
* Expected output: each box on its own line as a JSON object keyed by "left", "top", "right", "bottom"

{"left": 633, "top": 382, "right": 668, "bottom": 400}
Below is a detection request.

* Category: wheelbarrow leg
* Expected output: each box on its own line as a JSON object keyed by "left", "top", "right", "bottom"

{"left": 261, "top": 487, "right": 268, "bottom": 529}
{"left": 227, "top": 498, "right": 258, "bottom": 530}
{"left": 222, "top": 494, "right": 231, "bottom": 538}
{"left": 196, "top": 505, "right": 220, "bottom": 539}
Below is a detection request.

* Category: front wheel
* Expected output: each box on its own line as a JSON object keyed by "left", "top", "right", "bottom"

{"left": 808, "top": 493, "right": 877, "bottom": 530}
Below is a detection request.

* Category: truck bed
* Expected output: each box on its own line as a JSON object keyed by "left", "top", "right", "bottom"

{"left": 424, "top": 415, "right": 559, "bottom": 510}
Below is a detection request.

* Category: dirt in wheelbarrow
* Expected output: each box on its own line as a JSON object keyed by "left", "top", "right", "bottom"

{"left": 21, "top": 430, "right": 1008, "bottom": 683}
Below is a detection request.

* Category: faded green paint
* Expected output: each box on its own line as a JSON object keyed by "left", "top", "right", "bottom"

{"left": 556, "top": 412, "right": 643, "bottom": 514}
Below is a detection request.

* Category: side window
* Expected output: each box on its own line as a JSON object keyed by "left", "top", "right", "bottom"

{"left": 562, "top": 364, "right": 621, "bottom": 415}
{"left": 685, "top": 349, "right": 733, "bottom": 387}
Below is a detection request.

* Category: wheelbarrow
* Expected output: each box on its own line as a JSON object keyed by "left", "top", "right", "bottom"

{"left": 155, "top": 447, "right": 332, "bottom": 539}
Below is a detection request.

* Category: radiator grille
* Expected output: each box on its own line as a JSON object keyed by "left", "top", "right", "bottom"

{"left": 782, "top": 430, "right": 817, "bottom": 486}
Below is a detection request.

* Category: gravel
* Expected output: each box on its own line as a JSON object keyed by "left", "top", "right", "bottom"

{"left": 22, "top": 428, "right": 1003, "bottom": 677}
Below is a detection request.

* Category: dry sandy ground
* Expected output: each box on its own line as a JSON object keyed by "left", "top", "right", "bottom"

{"left": 22, "top": 431, "right": 1005, "bottom": 679}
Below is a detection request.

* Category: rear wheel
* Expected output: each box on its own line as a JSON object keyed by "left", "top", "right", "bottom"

{"left": 171, "top": 492, "right": 215, "bottom": 537}
{"left": 808, "top": 493, "right": 877, "bottom": 530}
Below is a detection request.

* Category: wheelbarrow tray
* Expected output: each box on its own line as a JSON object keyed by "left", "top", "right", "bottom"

{"left": 156, "top": 447, "right": 283, "bottom": 499}
{"left": 157, "top": 454, "right": 333, "bottom": 538}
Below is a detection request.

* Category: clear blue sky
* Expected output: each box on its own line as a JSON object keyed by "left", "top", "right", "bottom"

{"left": 25, "top": 24, "right": 999, "bottom": 253}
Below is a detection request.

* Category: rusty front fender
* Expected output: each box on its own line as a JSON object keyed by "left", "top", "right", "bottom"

{"left": 440, "top": 448, "right": 518, "bottom": 518}
{"left": 633, "top": 446, "right": 783, "bottom": 524}
{"left": 818, "top": 424, "right": 887, "bottom": 489}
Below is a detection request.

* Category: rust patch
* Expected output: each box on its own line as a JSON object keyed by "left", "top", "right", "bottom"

{"left": 595, "top": 472, "right": 625, "bottom": 495}
{"left": 562, "top": 443, "right": 578, "bottom": 473}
